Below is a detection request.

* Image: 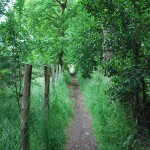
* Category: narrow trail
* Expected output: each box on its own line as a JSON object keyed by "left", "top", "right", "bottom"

{"left": 65, "top": 77, "right": 98, "bottom": 150}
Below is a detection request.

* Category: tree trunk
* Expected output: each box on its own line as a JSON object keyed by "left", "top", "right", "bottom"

{"left": 56, "top": 0, "right": 68, "bottom": 68}
{"left": 21, "top": 64, "right": 32, "bottom": 150}
{"left": 141, "top": 77, "right": 147, "bottom": 104}
{"left": 58, "top": 51, "right": 64, "bottom": 67}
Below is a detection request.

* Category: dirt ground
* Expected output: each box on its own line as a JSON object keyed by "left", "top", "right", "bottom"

{"left": 65, "top": 77, "right": 98, "bottom": 150}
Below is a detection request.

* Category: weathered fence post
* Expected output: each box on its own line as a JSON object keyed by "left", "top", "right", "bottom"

{"left": 21, "top": 64, "right": 32, "bottom": 150}
{"left": 93, "top": 66, "right": 95, "bottom": 73}
{"left": 55, "top": 65, "right": 59, "bottom": 82}
{"left": 44, "top": 66, "right": 50, "bottom": 113}
{"left": 59, "top": 64, "right": 62, "bottom": 77}
{"left": 51, "top": 64, "right": 55, "bottom": 86}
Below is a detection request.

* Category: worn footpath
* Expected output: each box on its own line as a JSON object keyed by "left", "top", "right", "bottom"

{"left": 65, "top": 77, "right": 98, "bottom": 150}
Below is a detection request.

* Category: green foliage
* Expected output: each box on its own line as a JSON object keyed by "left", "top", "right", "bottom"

{"left": 78, "top": 71, "right": 138, "bottom": 150}
{"left": 1, "top": 0, "right": 150, "bottom": 148}
{"left": 63, "top": 70, "right": 72, "bottom": 84}
{"left": 23, "top": 0, "right": 68, "bottom": 66}
{"left": 0, "top": 0, "right": 9, "bottom": 15}
{"left": 64, "top": 4, "right": 103, "bottom": 77}
{"left": 0, "top": 74, "right": 72, "bottom": 149}
{"left": 0, "top": 0, "right": 31, "bottom": 88}
{"left": 0, "top": 88, "right": 20, "bottom": 149}
{"left": 81, "top": 0, "right": 150, "bottom": 137}
{"left": 29, "top": 76, "right": 72, "bottom": 149}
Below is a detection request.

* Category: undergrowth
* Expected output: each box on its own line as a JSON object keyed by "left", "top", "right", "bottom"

{"left": 30, "top": 75, "right": 73, "bottom": 150}
{"left": 0, "top": 88, "right": 20, "bottom": 150}
{"left": 0, "top": 71, "right": 72, "bottom": 150}
{"left": 77, "top": 71, "right": 138, "bottom": 150}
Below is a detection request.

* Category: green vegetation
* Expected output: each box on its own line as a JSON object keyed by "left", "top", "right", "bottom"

{"left": 78, "top": 72, "right": 138, "bottom": 150}
{"left": 80, "top": 0, "right": 150, "bottom": 134}
{"left": 0, "top": 0, "right": 150, "bottom": 149}
{"left": 0, "top": 87, "right": 20, "bottom": 150}
{"left": 0, "top": 74, "right": 72, "bottom": 150}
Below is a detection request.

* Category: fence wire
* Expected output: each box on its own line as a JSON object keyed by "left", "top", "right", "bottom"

{"left": 0, "top": 65, "right": 63, "bottom": 150}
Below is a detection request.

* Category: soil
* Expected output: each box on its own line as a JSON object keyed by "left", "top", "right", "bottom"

{"left": 65, "top": 77, "right": 98, "bottom": 150}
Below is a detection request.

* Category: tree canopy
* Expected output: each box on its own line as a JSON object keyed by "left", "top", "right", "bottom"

{"left": 0, "top": 0, "right": 150, "bottom": 148}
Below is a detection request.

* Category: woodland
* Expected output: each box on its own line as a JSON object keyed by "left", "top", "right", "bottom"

{"left": 0, "top": 0, "right": 150, "bottom": 150}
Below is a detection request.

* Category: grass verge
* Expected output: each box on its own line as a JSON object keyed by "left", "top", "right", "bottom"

{"left": 0, "top": 71, "right": 72, "bottom": 150}
{"left": 77, "top": 71, "right": 137, "bottom": 150}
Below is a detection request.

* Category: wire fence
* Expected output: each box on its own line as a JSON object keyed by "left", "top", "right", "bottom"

{"left": 0, "top": 64, "right": 63, "bottom": 150}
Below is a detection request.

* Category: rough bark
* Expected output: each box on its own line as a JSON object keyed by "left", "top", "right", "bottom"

{"left": 44, "top": 66, "right": 50, "bottom": 113}
{"left": 21, "top": 64, "right": 32, "bottom": 150}
{"left": 51, "top": 64, "right": 55, "bottom": 86}
{"left": 55, "top": 65, "right": 59, "bottom": 82}
{"left": 56, "top": 0, "right": 67, "bottom": 15}
{"left": 56, "top": 0, "right": 67, "bottom": 67}
{"left": 59, "top": 64, "right": 62, "bottom": 77}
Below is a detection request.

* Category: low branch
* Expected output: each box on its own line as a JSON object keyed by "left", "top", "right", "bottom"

{"left": 56, "top": 0, "right": 61, "bottom": 5}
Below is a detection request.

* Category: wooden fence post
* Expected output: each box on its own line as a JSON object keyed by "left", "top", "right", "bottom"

{"left": 21, "top": 64, "right": 32, "bottom": 150}
{"left": 44, "top": 66, "right": 50, "bottom": 113}
{"left": 51, "top": 64, "right": 55, "bottom": 86}
{"left": 55, "top": 65, "right": 58, "bottom": 82}
{"left": 59, "top": 64, "right": 62, "bottom": 77}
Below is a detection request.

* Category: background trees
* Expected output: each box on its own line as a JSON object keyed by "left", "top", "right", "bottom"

{"left": 0, "top": 0, "right": 150, "bottom": 149}
{"left": 81, "top": 0, "right": 150, "bottom": 140}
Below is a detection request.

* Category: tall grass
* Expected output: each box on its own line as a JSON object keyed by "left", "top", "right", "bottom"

{"left": 0, "top": 88, "right": 20, "bottom": 150}
{"left": 0, "top": 71, "right": 72, "bottom": 150}
{"left": 77, "top": 71, "right": 137, "bottom": 150}
{"left": 29, "top": 75, "right": 73, "bottom": 150}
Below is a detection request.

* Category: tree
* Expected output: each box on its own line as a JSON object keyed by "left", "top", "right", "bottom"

{"left": 81, "top": 0, "right": 150, "bottom": 142}
{"left": 64, "top": 3, "right": 103, "bottom": 77}
{"left": 0, "top": 0, "right": 31, "bottom": 112}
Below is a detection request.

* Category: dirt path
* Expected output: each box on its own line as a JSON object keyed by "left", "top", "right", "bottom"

{"left": 65, "top": 77, "right": 98, "bottom": 150}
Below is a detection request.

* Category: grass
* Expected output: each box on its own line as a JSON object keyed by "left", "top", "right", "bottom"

{"left": 0, "top": 71, "right": 72, "bottom": 150}
{"left": 77, "top": 71, "right": 138, "bottom": 150}
{"left": 0, "top": 88, "right": 20, "bottom": 149}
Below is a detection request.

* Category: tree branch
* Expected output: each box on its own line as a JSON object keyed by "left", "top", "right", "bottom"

{"left": 56, "top": 0, "right": 61, "bottom": 5}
